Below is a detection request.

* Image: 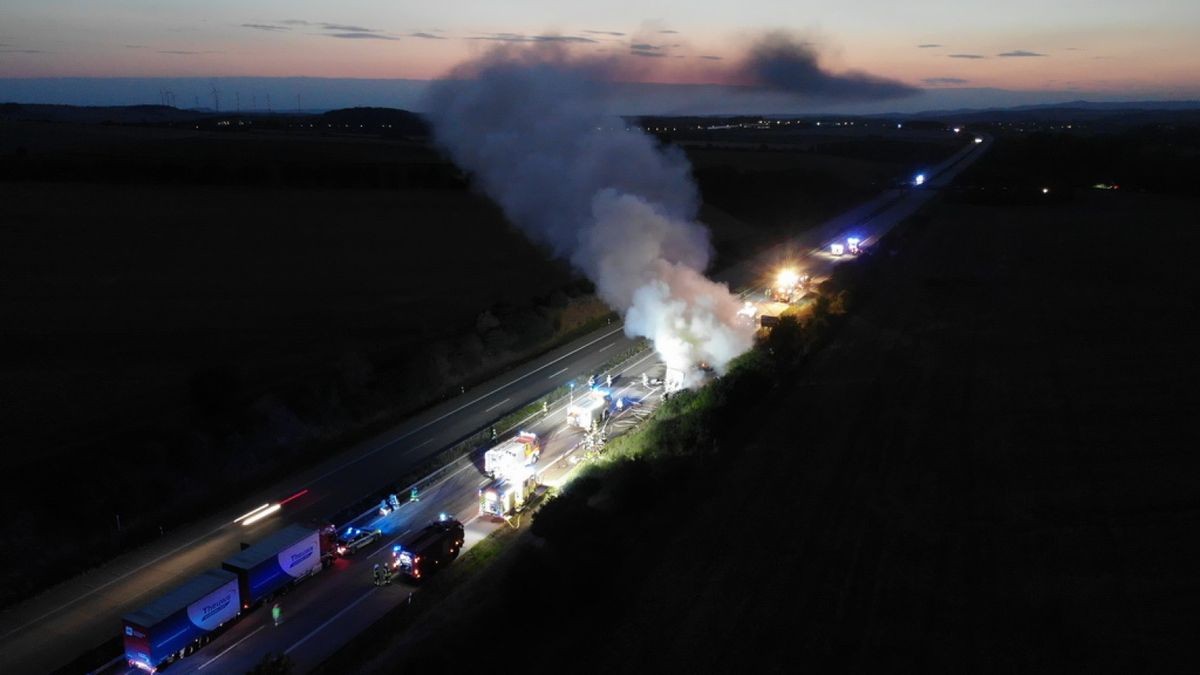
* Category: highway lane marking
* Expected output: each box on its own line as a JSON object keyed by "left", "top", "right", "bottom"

{"left": 369, "top": 529, "right": 413, "bottom": 560}
{"left": 92, "top": 654, "right": 124, "bottom": 673}
{"left": 285, "top": 588, "right": 378, "bottom": 656}
{"left": 415, "top": 438, "right": 433, "bottom": 448}
{"left": 0, "top": 518, "right": 236, "bottom": 641}
{"left": 304, "top": 326, "right": 625, "bottom": 485}
{"left": 0, "top": 340, "right": 621, "bottom": 640}
{"left": 4, "top": 137, "right": 993, "bottom": 646}
{"left": 547, "top": 367, "right": 568, "bottom": 379}
{"left": 618, "top": 350, "right": 658, "bottom": 376}
{"left": 598, "top": 341, "right": 615, "bottom": 352}
{"left": 198, "top": 624, "right": 265, "bottom": 670}
{"left": 484, "top": 398, "right": 510, "bottom": 413}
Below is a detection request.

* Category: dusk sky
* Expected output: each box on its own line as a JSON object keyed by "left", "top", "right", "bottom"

{"left": 2, "top": 1, "right": 1198, "bottom": 110}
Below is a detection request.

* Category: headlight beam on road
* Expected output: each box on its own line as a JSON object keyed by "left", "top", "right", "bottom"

{"left": 241, "top": 504, "right": 281, "bottom": 526}
{"left": 232, "top": 503, "right": 272, "bottom": 524}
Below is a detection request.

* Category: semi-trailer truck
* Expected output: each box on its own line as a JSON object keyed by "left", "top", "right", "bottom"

{"left": 123, "top": 569, "right": 241, "bottom": 673}
{"left": 391, "top": 518, "right": 465, "bottom": 581}
{"left": 222, "top": 522, "right": 336, "bottom": 609}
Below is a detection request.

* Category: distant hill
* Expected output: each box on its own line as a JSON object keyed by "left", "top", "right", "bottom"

{"left": 902, "top": 100, "right": 1200, "bottom": 126}
{"left": 316, "top": 107, "right": 428, "bottom": 135}
{"left": 0, "top": 102, "right": 430, "bottom": 135}
{"left": 0, "top": 103, "right": 202, "bottom": 124}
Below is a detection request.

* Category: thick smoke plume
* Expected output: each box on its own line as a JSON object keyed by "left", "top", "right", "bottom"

{"left": 739, "top": 32, "right": 919, "bottom": 101}
{"left": 426, "top": 46, "right": 753, "bottom": 383}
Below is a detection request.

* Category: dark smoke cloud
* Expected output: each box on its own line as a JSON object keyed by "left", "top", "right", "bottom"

{"left": 326, "top": 32, "right": 398, "bottom": 40}
{"left": 739, "top": 33, "right": 919, "bottom": 101}
{"left": 425, "top": 45, "right": 752, "bottom": 380}
{"left": 998, "top": 50, "right": 1045, "bottom": 57}
{"left": 241, "top": 23, "right": 289, "bottom": 32}
{"left": 471, "top": 33, "right": 597, "bottom": 44}
{"left": 948, "top": 53, "right": 985, "bottom": 59}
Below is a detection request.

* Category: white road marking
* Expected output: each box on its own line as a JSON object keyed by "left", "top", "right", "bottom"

{"left": 199, "top": 624, "right": 265, "bottom": 669}
{"left": 414, "top": 438, "right": 433, "bottom": 448}
{"left": 0, "top": 519, "right": 233, "bottom": 640}
{"left": 618, "top": 350, "right": 658, "bottom": 376}
{"left": 285, "top": 588, "right": 378, "bottom": 656}
{"left": 546, "top": 367, "right": 568, "bottom": 379}
{"left": 598, "top": 342, "right": 615, "bottom": 352}
{"left": 305, "top": 326, "right": 625, "bottom": 484}
{"left": 484, "top": 398, "right": 510, "bottom": 413}
{"left": 0, "top": 327, "right": 632, "bottom": 641}
{"left": 369, "top": 529, "right": 413, "bottom": 559}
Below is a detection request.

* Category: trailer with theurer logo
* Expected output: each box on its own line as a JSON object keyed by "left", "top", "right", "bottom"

{"left": 222, "top": 522, "right": 337, "bottom": 609}
{"left": 122, "top": 568, "right": 241, "bottom": 672}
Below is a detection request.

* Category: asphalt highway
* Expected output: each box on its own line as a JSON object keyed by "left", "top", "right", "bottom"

{"left": 161, "top": 351, "right": 667, "bottom": 675}
{"left": 0, "top": 325, "right": 645, "bottom": 673}
{"left": 0, "top": 130, "right": 989, "bottom": 674}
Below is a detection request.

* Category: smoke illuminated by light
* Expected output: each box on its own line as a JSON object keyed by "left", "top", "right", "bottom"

{"left": 426, "top": 46, "right": 753, "bottom": 383}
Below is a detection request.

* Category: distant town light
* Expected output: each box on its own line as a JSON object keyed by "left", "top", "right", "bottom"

{"left": 974, "top": 137, "right": 983, "bottom": 144}
{"left": 1042, "top": 187, "right": 1050, "bottom": 194}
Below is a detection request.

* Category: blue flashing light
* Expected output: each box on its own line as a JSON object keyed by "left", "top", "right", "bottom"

{"left": 913, "top": 173, "right": 926, "bottom": 186}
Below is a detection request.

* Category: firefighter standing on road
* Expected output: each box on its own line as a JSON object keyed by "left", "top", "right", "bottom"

{"left": 272, "top": 603, "right": 282, "bottom": 626}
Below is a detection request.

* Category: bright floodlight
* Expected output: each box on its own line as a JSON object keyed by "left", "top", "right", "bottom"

{"left": 830, "top": 243, "right": 845, "bottom": 256}
{"left": 776, "top": 268, "right": 800, "bottom": 289}
{"left": 974, "top": 137, "right": 983, "bottom": 144}
{"left": 953, "top": 127, "right": 961, "bottom": 133}
{"left": 913, "top": 173, "right": 926, "bottom": 186}
{"left": 847, "top": 237, "right": 861, "bottom": 247}
{"left": 1042, "top": 187, "right": 1050, "bottom": 194}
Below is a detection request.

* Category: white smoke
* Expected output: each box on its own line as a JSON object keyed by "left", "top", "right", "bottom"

{"left": 426, "top": 46, "right": 753, "bottom": 382}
